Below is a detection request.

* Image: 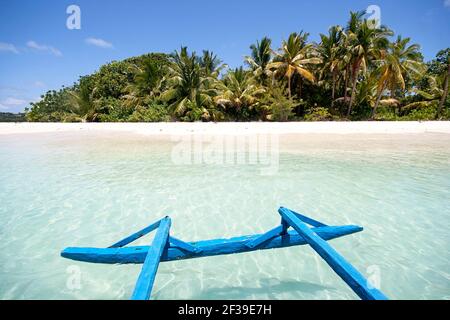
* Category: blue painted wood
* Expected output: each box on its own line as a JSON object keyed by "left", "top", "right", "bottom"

{"left": 131, "top": 217, "right": 171, "bottom": 300}
{"left": 109, "top": 219, "right": 162, "bottom": 248}
{"left": 169, "top": 236, "right": 202, "bottom": 253}
{"left": 245, "top": 225, "right": 284, "bottom": 248}
{"left": 61, "top": 225, "right": 363, "bottom": 264}
{"left": 280, "top": 207, "right": 327, "bottom": 227}
{"left": 281, "top": 218, "right": 290, "bottom": 235}
{"left": 278, "top": 207, "right": 388, "bottom": 300}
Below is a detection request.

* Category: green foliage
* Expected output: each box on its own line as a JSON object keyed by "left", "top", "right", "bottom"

{"left": 304, "top": 107, "right": 334, "bottom": 121}
{"left": 90, "top": 61, "right": 134, "bottom": 100}
{"left": 268, "top": 31, "right": 320, "bottom": 99}
{"left": 198, "top": 50, "right": 224, "bottom": 76}
{"left": 403, "top": 107, "right": 436, "bottom": 121}
{"left": 24, "top": 12, "right": 448, "bottom": 123}
{"left": 427, "top": 48, "right": 450, "bottom": 76}
{"left": 128, "top": 104, "right": 171, "bottom": 122}
{"left": 263, "top": 87, "right": 295, "bottom": 122}
{"left": 215, "top": 67, "right": 265, "bottom": 121}
{"left": 245, "top": 37, "right": 272, "bottom": 85}
{"left": 161, "top": 47, "right": 217, "bottom": 119}
{"left": 128, "top": 53, "right": 169, "bottom": 98}
{"left": 26, "top": 89, "right": 73, "bottom": 122}
{"left": 0, "top": 112, "right": 26, "bottom": 122}
{"left": 375, "top": 101, "right": 450, "bottom": 121}
{"left": 96, "top": 98, "right": 132, "bottom": 122}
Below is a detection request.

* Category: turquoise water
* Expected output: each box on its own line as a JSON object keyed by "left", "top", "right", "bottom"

{"left": 0, "top": 131, "right": 449, "bottom": 300}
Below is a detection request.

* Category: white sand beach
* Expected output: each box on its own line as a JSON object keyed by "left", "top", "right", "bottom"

{"left": 0, "top": 121, "right": 450, "bottom": 136}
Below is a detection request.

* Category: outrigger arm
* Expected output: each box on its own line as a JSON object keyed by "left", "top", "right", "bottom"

{"left": 131, "top": 217, "right": 171, "bottom": 300}
{"left": 278, "top": 207, "right": 388, "bottom": 300}
{"left": 61, "top": 207, "right": 388, "bottom": 300}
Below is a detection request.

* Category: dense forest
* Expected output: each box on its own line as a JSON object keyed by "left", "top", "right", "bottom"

{"left": 0, "top": 112, "right": 26, "bottom": 122}
{"left": 26, "top": 11, "right": 450, "bottom": 122}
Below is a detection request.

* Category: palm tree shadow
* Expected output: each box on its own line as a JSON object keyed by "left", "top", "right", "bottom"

{"left": 192, "top": 278, "right": 337, "bottom": 299}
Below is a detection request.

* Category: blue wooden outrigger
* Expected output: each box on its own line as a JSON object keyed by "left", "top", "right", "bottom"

{"left": 61, "top": 207, "right": 388, "bottom": 300}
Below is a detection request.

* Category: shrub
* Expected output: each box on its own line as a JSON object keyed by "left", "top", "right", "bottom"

{"left": 60, "top": 113, "right": 83, "bottom": 122}
{"left": 403, "top": 106, "right": 438, "bottom": 121}
{"left": 376, "top": 103, "right": 450, "bottom": 121}
{"left": 304, "top": 107, "right": 334, "bottom": 121}
{"left": 262, "top": 87, "right": 295, "bottom": 122}
{"left": 97, "top": 98, "right": 134, "bottom": 122}
{"left": 128, "top": 104, "right": 171, "bottom": 122}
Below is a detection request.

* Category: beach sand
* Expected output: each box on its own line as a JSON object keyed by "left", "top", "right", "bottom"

{"left": 0, "top": 121, "right": 450, "bottom": 136}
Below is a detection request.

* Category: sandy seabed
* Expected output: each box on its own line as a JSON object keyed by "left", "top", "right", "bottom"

{"left": 1, "top": 121, "right": 449, "bottom": 300}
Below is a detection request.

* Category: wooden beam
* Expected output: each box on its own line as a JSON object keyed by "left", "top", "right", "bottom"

{"left": 278, "top": 207, "right": 388, "bottom": 300}
{"left": 109, "top": 219, "right": 162, "bottom": 248}
{"left": 131, "top": 217, "right": 171, "bottom": 300}
{"left": 281, "top": 218, "right": 290, "bottom": 235}
{"left": 61, "top": 225, "right": 363, "bottom": 264}
{"left": 245, "top": 225, "right": 284, "bottom": 249}
{"left": 169, "top": 236, "right": 202, "bottom": 253}
{"left": 280, "top": 207, "right": 327, "bottom": 227}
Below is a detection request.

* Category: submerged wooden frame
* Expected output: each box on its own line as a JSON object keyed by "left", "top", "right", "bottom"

{"left": 61, "top": 207, "right": 388, "bottom": 300}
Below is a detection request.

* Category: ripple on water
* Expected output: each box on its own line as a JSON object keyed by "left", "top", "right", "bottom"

{"left": 0, "top": 132, "right": 449, "bottom": 299}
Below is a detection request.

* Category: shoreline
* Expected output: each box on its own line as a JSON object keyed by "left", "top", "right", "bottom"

{"left": 0, "top": 121, "right": 450, "bottom": 135}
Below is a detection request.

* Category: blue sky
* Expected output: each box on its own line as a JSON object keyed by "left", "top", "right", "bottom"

{"left": 1, "top": 0, "right": 449, "bottom": 113}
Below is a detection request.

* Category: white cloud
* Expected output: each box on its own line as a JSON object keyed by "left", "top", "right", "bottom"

{"left": 26, "top": 41, "right": 62, "bottom": 57}
{"left": 0, "top": 97, "right": 28, "bottom": 110}
{"left": 85, "top": 37, "right": 113, "bottom": 49}
{"left": 0, "top": 42, "right": 19, "bottom": 54}
{"left": 0, "top": 85, "right": 22, "bottom": 93}
{"left": 33, "top": 81, "right": 46, "bottom": 88}
{"left": 445, "top": 0, "right": 450, "bottom": 7}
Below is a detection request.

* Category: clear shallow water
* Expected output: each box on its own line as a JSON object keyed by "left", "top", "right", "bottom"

{"left": 0, "top": 131, "right": 449, "bottom": 300}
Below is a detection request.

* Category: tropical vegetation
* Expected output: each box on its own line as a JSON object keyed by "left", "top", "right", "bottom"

{"left": 0, "top": 112, "right": 26, "bottom": 122}
{"left": 26, "top": 11, "right": 450, "bottom": 122}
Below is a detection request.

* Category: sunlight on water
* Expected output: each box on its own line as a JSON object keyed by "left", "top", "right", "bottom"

{"left": 0, "top": 131, "right": 449, "bottom": 300}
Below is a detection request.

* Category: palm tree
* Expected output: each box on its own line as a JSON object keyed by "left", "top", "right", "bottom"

{"left": 215, "top": 67, "right": 265, "bottom": 118}
{"left": 245, "top": 37, "right": 273, "bottom": 85}
{"left": 123, "top": 56, "right": 167, "bottom": 108}
{"left": 345, "top": 11, "right": 392, "bottom": 116}
{"left": 67, "top": 76, "right": 99, "bottom": 121}
{"left": 198, "top": 50, "right": 226, "bottom": 77}
{"left": 403, "top": 75, "right": 447, "bottom": 114}
{"left": 371, "top": 37, "right": 425, "bottom": 118}
{"left": 268, "top": 32, "right": 321, "bottom": 99}
{"left": 161, "top": 47, "right": 218, "bottom": 120}
{"left": 437, "top": 53, "right": 450, "bottom": 118}
{"left": 355, "top": 73, "right": 378, "bottom": 111}
{"left": 198, "top": 50, "right": 227, "bottom": 100}
{"left": 134, "top": 56, "right": 166, "bottom": 95}
{"left": 318, "top": 26, "right": 344, "bottom": 108}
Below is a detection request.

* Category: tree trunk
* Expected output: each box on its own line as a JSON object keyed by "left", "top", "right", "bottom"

{"left": 344, "top": 65, "right": 350, "bottom": 101}
{"left": 372, "top": 82, "right": 387, "bottom": 119}
{"left": 298, "top": 77, "right": 302, "bottom": 99}
{"left": 287, "top": 75, "right": 292, "bottom": 100}
{"left": 331, "top": 72, "right": 336, "bottom": 109}
{"left": 347, "top": 62, "right": 360, "bottom": 117}
{"left": 297, "top": 77, "right": 303, "bottom": 116}
{"left": 436, "top": 63, "right": 450, "bottom": 119}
